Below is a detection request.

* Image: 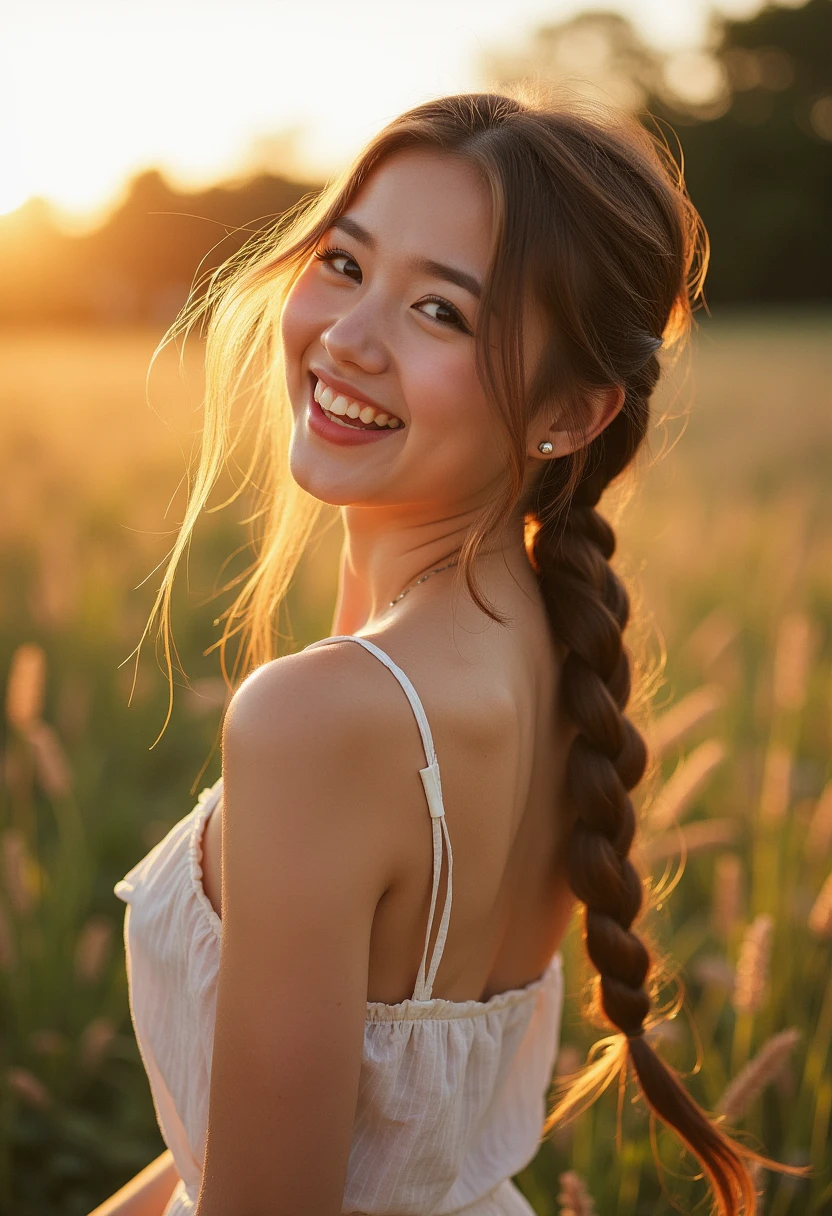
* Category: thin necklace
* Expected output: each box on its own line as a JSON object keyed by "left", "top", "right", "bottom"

{"left": 389, "top": 560, "right": 460, "bottom": 607}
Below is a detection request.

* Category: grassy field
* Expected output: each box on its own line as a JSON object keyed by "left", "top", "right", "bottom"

{"left": 0, "top": 311, "right": 830, "bottom": 1214}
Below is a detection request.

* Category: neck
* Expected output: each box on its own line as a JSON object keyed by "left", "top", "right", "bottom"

{"left": 330, "top": 502, "right": 528, "bottom": 636}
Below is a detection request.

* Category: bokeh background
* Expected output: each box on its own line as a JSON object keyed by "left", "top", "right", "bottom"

{"left": 1, "top": 1, "right": 831, "bottom": 1213}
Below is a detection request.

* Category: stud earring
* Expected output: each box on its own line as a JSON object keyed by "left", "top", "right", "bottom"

{"left": 538, "top": 440, "right": 554, "bottom": 455}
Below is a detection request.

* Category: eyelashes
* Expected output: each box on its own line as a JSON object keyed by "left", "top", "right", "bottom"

{"left": 313, "top": 245, "right": 472, "bottom": 335}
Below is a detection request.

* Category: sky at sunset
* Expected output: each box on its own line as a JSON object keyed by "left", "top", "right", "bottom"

{"left": 4, "top": 0, "right": 773, "bottom": 225}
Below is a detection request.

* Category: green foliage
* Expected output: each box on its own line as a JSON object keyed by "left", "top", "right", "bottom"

{"left": 483, "top": 0, "right": 832, "bottom": 306}
{"left": 655, "top": 0, "right": 832, "bottom": 304}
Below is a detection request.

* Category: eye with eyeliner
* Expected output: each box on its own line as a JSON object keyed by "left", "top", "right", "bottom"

{"left": 312, "top": 244, "right": 472, "bottom": 335}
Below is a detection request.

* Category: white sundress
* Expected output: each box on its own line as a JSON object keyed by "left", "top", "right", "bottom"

{"left": 114, "top": 634, "right": 565, "bottom": 1215}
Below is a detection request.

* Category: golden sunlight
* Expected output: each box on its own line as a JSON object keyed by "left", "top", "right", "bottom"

{"left": 3, "top": 0, "right": 723, "bottom": 226}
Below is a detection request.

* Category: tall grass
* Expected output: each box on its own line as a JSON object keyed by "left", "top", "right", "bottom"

{"left": 0, "top": 311, "right": 830, "bottom": 1213}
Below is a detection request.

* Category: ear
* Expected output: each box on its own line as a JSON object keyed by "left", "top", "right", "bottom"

{"left": 529, "top": 384, "right": 626, "bottom": 460}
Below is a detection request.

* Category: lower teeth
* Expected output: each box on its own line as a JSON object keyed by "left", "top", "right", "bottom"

{"left": 328, "top": 413, "right": 365, "bottom": 430}
{"left": 322, "top": 406, "right": 379, "bottom": 431}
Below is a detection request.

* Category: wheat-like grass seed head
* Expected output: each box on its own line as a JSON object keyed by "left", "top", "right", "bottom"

{"left": 717, "top": 1028, "right": 801, "bottom": 1122}
{"left": 733, "top": 914, "right": 774, "bottom": 1015}
{"left": 558, "top": 1170, "right": 597, "bottom": 1216}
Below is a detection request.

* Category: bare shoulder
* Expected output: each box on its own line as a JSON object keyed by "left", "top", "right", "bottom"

{"left": 223, "top": 638, "right": 427, "bottom": 769}
{"left": 221, "top": 639, "right": 433, "bottom": 887}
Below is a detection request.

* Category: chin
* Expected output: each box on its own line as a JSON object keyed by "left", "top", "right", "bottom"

{"left": 286, "top": 399, "right": 404, "bottom": 508}
{"left": 286, "top": 439, "right": 370, "bottom": 509}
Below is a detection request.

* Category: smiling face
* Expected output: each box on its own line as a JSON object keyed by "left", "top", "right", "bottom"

{"left": 279, "top": 147, "right": 516, "bottom": 511}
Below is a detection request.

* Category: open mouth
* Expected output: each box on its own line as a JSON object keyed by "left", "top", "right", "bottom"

{"left": 310, "top": 374, "right": 403, "bottom": 432}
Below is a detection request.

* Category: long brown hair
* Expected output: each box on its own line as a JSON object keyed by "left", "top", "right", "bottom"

{"left": 149, "top": 88, "right": 797, "bottom": 1211}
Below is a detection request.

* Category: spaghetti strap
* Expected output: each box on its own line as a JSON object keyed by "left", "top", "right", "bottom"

{"left": 304, "top": 634, "right": 453, "bottom": 1002}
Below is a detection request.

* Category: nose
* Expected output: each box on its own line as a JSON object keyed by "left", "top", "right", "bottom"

{"left": 320, "top": 289, "right": 389, "bottom": 375}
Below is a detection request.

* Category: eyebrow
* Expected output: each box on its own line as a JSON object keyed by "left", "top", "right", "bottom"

{"left": 331, "top": 215, "right": 482, "bottom": 301}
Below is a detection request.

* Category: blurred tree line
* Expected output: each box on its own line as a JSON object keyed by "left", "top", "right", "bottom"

{"left": 0, "top": 0, "right": 829, "bottom": 326}
{"left": 484, "top": 0, "right": 832, "bottom": 305}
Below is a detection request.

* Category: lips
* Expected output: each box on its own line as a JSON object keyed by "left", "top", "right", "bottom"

{"left": 309, "top": 367, "right": 396, "bottom": 413}
{"left": 310, "top": 370, "right": 404, "bottom": 430}
{"left": 305, "top": 374, "right": 403, "bottom": 448}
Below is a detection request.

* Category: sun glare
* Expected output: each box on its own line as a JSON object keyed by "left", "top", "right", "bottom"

{"left": 0, "top": 187, "right": 30, "bottom": 219}
{"left": 3, "top": 0, "right": 718, "bottom": 226}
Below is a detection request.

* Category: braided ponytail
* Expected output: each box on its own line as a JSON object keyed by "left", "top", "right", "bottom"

{"left": 526, "top": 404, "right": 776, "bottom": 1213}
{"left": 338, "top": 90, "right": 805, "bottom": 1212}
{"left": 534, "top": 493, "right": 651, "bottom": 1036}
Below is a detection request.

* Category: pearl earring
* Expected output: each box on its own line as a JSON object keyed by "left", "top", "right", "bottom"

{"left": 538, "top": 440, "right": 554, "bottom": 455}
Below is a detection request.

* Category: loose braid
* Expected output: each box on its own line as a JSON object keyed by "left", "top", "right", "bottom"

{"left": 534, "top": 495, "right": 650, "bottom": 1036}
{"left": 530, "top": 367, "right": 656, "bottom": 1041}
{"left": 526, "top": 371, "right": 781, "bottom": 1212}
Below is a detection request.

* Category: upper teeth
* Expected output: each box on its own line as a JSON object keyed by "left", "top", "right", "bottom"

{"left": 314, "top": 378, "right": 401, "bottom": 428}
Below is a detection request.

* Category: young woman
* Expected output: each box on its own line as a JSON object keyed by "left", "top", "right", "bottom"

{"left": 100, "top": 91, "right": 785, "bottom": 1216}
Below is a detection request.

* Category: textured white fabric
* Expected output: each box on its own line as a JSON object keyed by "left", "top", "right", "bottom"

{"left": 114, "top": 635, "right": 565, "bottom": 1216}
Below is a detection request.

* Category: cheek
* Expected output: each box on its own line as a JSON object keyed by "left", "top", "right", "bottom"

{"left": 408, "top": 348, "right": 498, "bottom": 451}
{"left": 401, "top": 348, "right": 508, "bottom": 493}
{"left": 279, "top": 272, "right": 322, "bottom": 370}
{"left": 406, "top": 339, "right": 475, "bottom": 422}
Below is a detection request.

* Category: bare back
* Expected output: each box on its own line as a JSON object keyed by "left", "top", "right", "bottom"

{"left": 200, "top": 560, "right": 578, "bottom": 1006}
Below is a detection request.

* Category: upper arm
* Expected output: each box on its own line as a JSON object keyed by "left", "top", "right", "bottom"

{"left": 194, "top": 646, "right": 409, "bottom": 1216}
